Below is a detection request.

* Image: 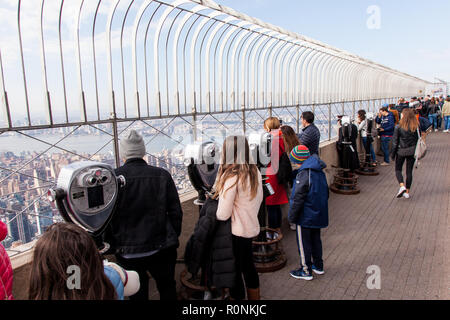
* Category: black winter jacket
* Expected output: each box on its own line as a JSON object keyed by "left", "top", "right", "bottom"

{"left": 297, "top": 124, "right": 320, "bottom": 155}
{"left": 391, "top": 126, "right": 419, "bottom": 159}
{"left": 184, "top": 198, "right": 235, "bottom": 290}
{"left": 104, "top": 158, "right": 183, "bottom": 256}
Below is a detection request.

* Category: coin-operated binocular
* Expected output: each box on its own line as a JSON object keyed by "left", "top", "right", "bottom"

{"left": 355, "top": 112, "right": 379, "bottom": 176}
{"left": 47, "top": 161, "right": 126, "bottom": 252}
{"left": 248, "top": 132, "right": 273, "bottom": 171}
{"left": 332, "top": 116, "right": 360, "bottom": 195}
{"left": 248, "top": 132, "right": 287, "bottom": 273}
{"left": 184, "top": 141, "right": 220, "bottom": 208}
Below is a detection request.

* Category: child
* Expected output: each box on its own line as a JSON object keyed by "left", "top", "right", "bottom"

{"left": 288, "top": 147, "right": 329, "bottom": 281}
{"left": 28, "top": 223, "right": 139, "bottom": 300}
{"left": 1, "top": 221, "right": 14, "bottom": 300}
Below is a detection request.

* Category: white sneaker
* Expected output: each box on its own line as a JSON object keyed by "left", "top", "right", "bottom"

{"left": 434, "top": 129, "right": 438, "bottom": 132}
{"left": 396, "top": 186, "right": 407, "bottom": 198}
{"left": 403, "top": 193, "right": 410, "bottom": 199}
{"left": 290, "top": 223, "right": 296, "bottom": 231}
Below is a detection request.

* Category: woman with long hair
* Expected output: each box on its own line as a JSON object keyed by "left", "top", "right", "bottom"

{"left": 263, "top": 118, "right": 289, "bottom": 238}
{"left": 28, "top": 223, "right": 137, "bottom": 300}
{"left": 215, "top": 135, "right": 263, "bottom": 300}
{"left": 390, "top": 108, "right": 420, "bottom": 199}
{"left": 280, "top": 125, "right": 301, "bottom": 154}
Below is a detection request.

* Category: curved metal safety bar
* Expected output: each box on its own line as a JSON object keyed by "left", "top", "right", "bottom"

{"left": 1, "top": 0, "right": 429, "bottom": 131}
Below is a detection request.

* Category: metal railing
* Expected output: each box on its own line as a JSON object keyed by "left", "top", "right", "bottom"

{"left": 0, "top": 0, "right": 428, "bottom": 253}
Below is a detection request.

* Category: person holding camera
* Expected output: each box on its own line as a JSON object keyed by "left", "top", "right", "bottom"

{"left": 375, "top": 105, "right": 395, "bottom": 166}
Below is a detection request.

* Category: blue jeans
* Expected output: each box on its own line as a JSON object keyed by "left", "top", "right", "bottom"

{"left": 428, "top": 114, "right": 438, "bottom": 129}
{"left": 380, "top": 136, "right": 391, "bottom": 163}
{"left": 445, "top": 116, "right": 450, "bottom": 131}
{"left": 362, "top": 137, "right": 376, "bottom": 162}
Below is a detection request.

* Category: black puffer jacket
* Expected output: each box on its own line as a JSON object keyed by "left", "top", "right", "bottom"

{"left": 104, "top": 158, "right": 183, "bottom": 256}
{"left": 391, "top": 126, "right": 419, "bottom": 158}
{"left": 184, "top": 198, "right": 235, "bottom": 289}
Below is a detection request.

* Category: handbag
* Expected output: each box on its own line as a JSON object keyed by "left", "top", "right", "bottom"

{"left": 414, "top": 128, "right": 427, "bottom": 167}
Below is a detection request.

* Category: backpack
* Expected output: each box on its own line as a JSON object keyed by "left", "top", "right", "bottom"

{"left": 277, "top": 152, "right": 293, "bottom": 187}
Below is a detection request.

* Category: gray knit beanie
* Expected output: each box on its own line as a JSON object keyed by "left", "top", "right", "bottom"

{"left": 120, "top": 130, "right": 146, "bottom": 160}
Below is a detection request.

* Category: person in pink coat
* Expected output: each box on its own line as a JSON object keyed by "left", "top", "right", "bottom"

{"left": 0, "top": 221, "right": 14, "bottom": 300}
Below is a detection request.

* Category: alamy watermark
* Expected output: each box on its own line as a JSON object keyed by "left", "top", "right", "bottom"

{"left": 366, "top": 5, "right": 381, "bottom": 30}
{"left": 366, "top": 265, "right": 381, "bottom": 290}
{"left": 66, "top": 265, "right": 81, "bottom": 290}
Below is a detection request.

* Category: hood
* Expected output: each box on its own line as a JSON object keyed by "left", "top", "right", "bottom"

{"left": 298, "top": 154, "right": 327, "bottom": 172}
{"left": 0, "top": 221, "right": 7, "bottom": 241}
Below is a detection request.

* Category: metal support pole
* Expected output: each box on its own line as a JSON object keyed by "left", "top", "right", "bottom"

{"left": 112, "top": 118, "right": 120, "bottom": 168}
{"left": 352, "top": 101, "right": 355, "bottom": 119}
{"left": 328, "top": 103, "right": 332, "bottom": 141}
{"left": 296, "top": 104, "right": 300, "bottom": 133}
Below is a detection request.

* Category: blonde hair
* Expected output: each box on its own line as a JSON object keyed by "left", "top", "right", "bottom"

{"left": 264, "top": 117, "right": 281, "bottom": 131}
{"left": 399, "top": 108, "right": 419, "bottom": 132}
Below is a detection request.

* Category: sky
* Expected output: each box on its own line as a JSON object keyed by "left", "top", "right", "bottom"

{"left": 216, "top": 0, "right": 450, "bottom": 83}
{"left": 0, "top": 0, "right": 448, "bottom": 124}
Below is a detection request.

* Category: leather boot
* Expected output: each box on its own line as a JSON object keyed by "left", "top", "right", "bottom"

{"left": 246, "top": 288, "right": 260, "bottom": 300}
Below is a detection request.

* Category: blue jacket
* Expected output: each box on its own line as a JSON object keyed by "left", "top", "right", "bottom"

{"left": 419, "top": 116, "right": 431, "bottom": 133}
{"left": 103, "top": 266, "right": 124, "bottom": 300}
{"left": 288, "top": 154, "right": 329, "bottom": 229}
{"left": 375, "top": 112, "right": 395, "bottom": 136}
{"left": 297, "top": 124, "right": 320, "bottom": 155}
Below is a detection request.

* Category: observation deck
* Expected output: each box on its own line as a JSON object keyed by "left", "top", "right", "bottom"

{"left": 1, "top": 0, "right": 446, "bottom": 301}
{"left": 9, "top": 132, "right": 449, "bottom": 300}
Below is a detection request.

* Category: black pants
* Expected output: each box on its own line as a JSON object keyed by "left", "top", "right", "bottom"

{"left": 395, "top": 155, "right": 415, "bottom": 189}
{"left": 230, "top": 236, "right": 259, "bottom": 300}
{"left": 295, "top": 226, "right": 323, "bottom": 274}
{"left": 267, "top": 205, "right": 282, "bottom": 229}
{"left": 115, "top": 247, "right": 177, "bottom": 300}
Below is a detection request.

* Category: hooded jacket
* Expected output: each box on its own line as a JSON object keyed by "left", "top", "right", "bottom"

{"left": 0, "top": 221, "right": 13, "bottom": 300}
{"left": 288, "top": 155, "right": 329, "bottom": 229}
{"left": 184, "top": 198, "right": 235, "bottom": 290}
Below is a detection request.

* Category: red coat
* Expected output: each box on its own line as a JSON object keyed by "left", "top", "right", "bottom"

{"left": 265, "top": 130, "right": 288, "bottom": 206}
{"left": 0, "top": 221, "right": 13, "bottom": 300}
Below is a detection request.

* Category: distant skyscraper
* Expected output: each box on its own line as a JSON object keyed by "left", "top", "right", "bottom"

{"left": 34, "top": 202, "right": 54, "bottom": 235}
{"left": 7, "top": 201, "right": 33, "bottom": 244}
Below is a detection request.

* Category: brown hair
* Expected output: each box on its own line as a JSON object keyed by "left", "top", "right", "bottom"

{"left": 28, "top": 223, "right": 117, "bottom": 300}
{"left": 280, "top": 125, "right": 300, "bottom": 154}
{"left": 214, "top": 136, "right": 259, "bottom": 200}
{"left": 399, "top": 108, "right": 419, "bottom": 132}
{"left": 357, "top": 110, "right": 366, "bottom": 121}
{"left": 263, "top": 117, "right": 281, "bottom": 131}
{"left": 447, "top": 97, "right": 450, "bottom": 102}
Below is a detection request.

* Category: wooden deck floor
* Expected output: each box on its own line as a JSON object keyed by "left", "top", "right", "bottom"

{"left": 164, "top": 132, "right": 449, "bottom": 300}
